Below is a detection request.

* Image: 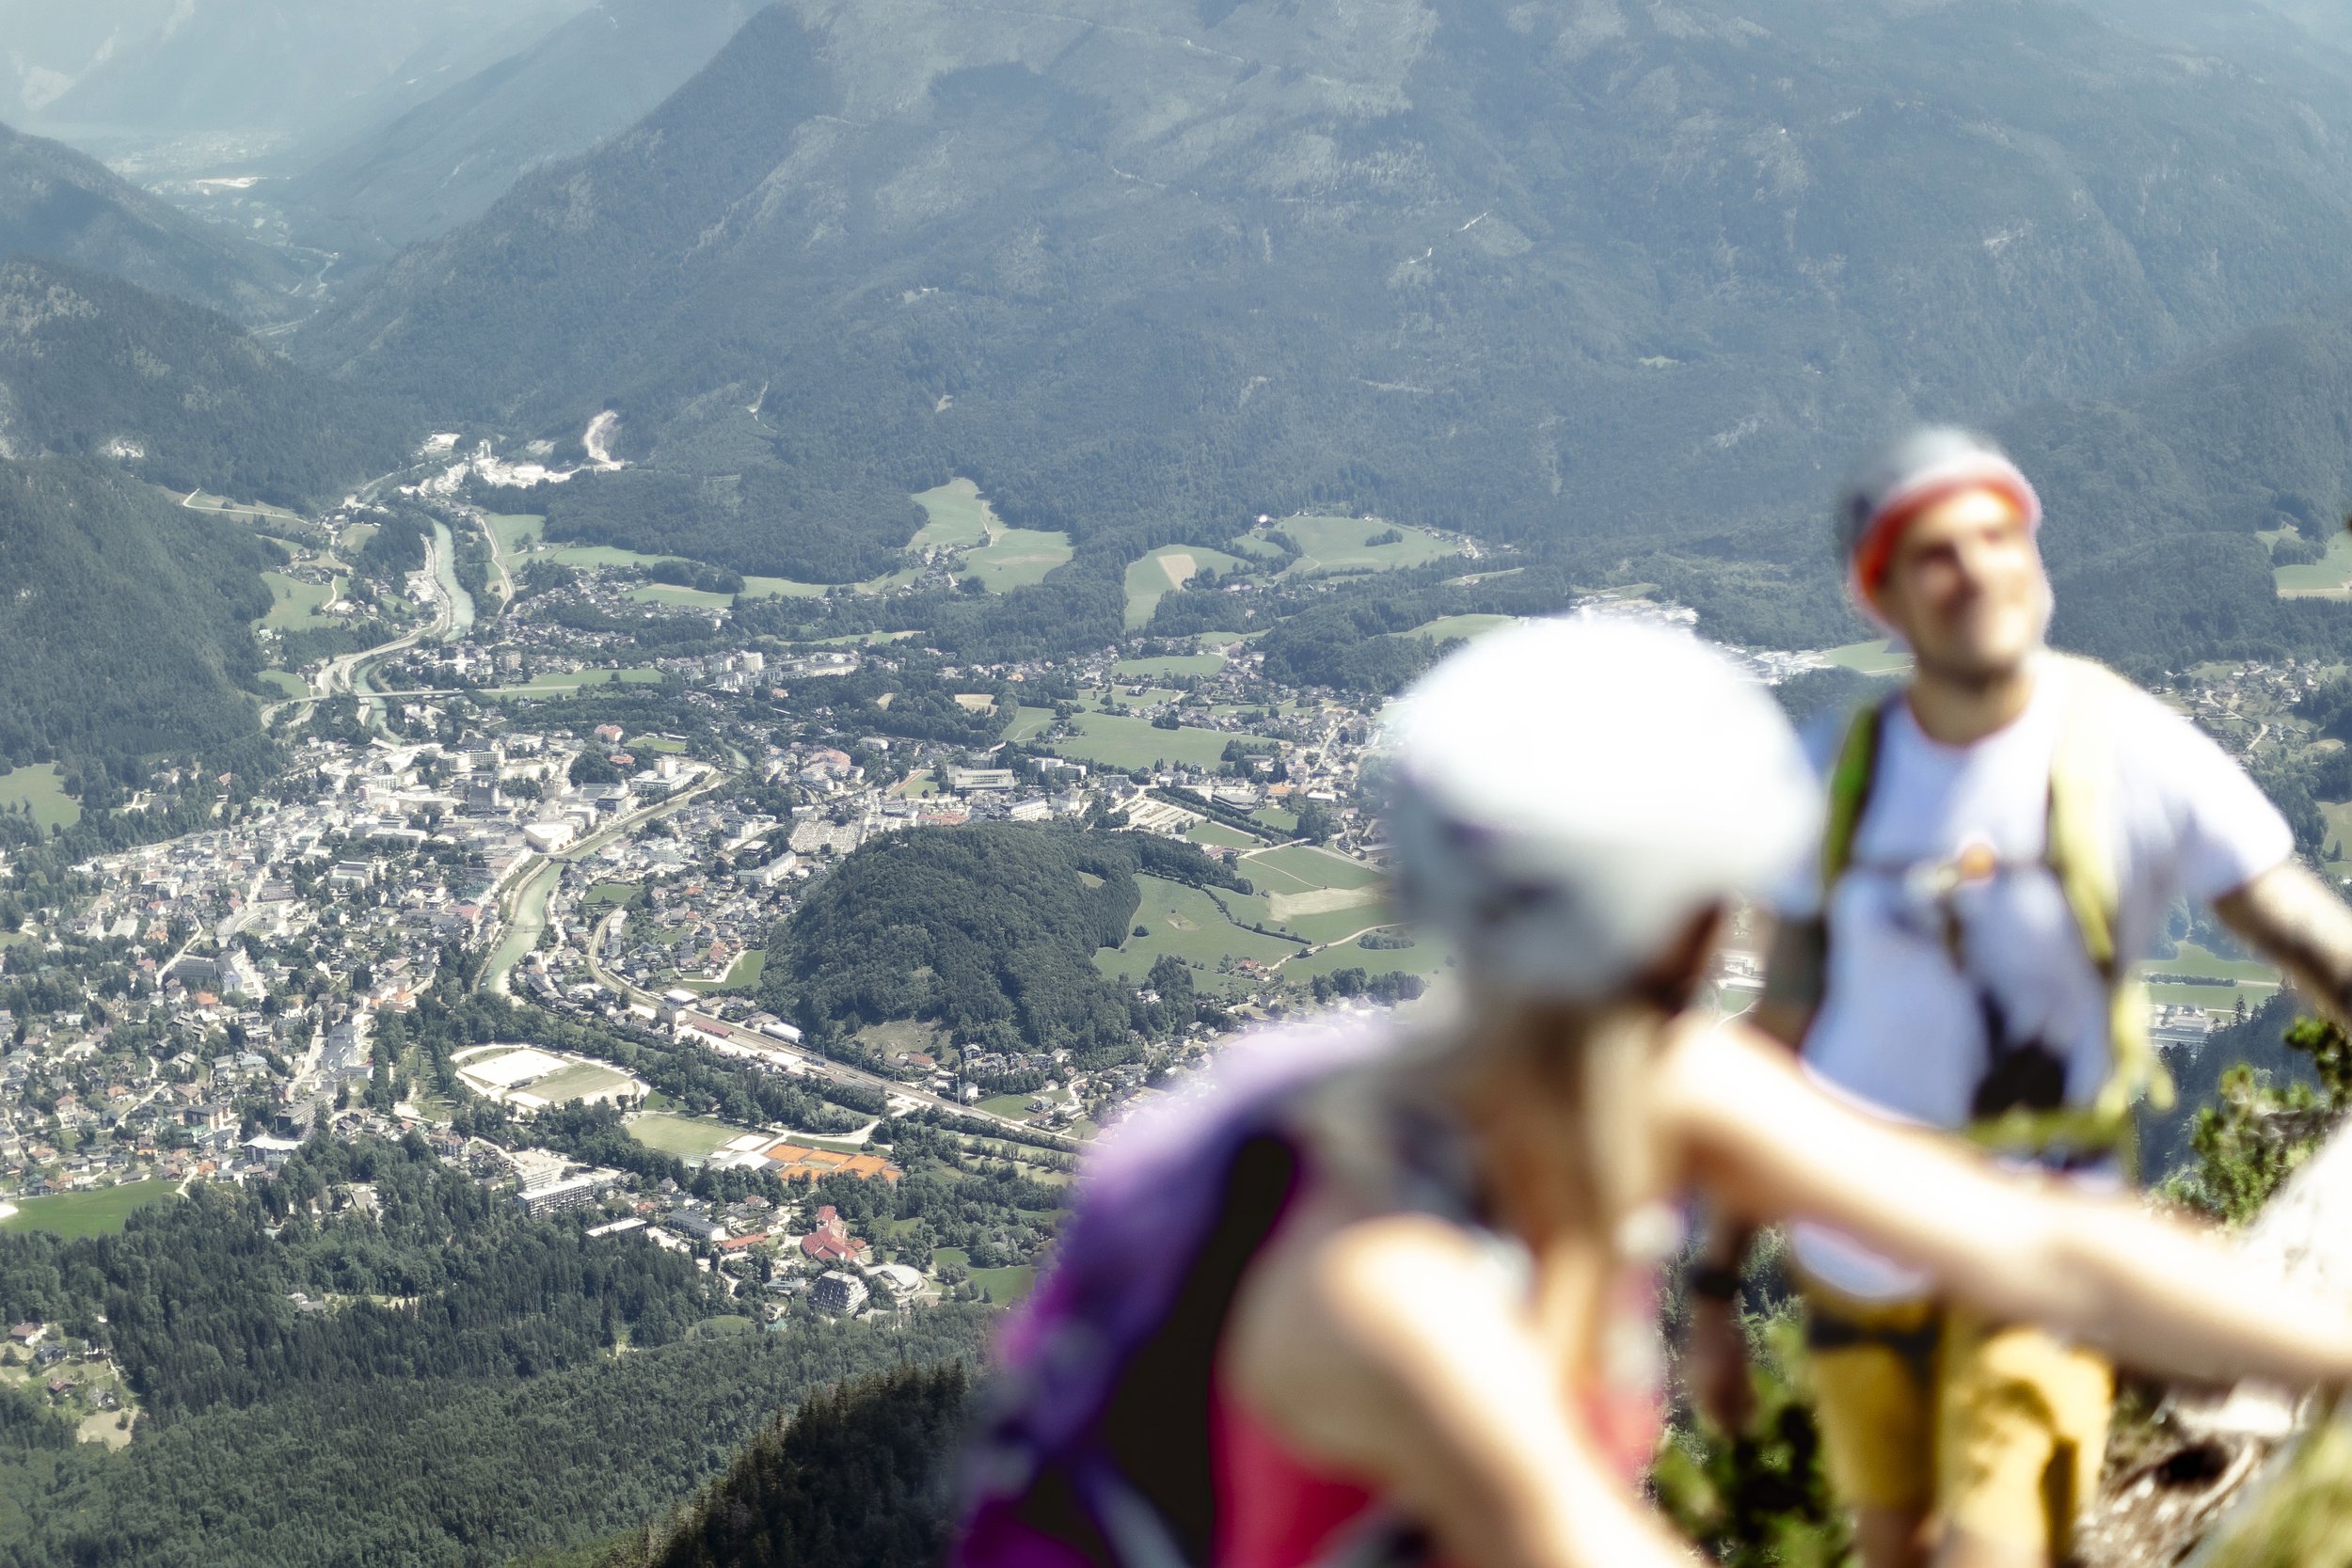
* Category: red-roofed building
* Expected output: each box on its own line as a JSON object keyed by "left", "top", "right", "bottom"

{"left": 799, "top": 1205, "right": 872, "bottom": 1267}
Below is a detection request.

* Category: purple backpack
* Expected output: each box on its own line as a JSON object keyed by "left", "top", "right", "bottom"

{"left": 952, "top": 1020, "right": 1400, "bottom": 1568}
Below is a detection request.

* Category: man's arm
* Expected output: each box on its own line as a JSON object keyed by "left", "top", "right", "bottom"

{"left": 2215, "top": 863, "right": 2352, "bottom": 1021}
{"left": 1751, "top": 913, "right": 1826, "bottom": 1050}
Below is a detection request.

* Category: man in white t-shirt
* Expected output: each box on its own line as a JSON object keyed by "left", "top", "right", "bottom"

{"left": 1684, "top": 427, "right": 2352, "bottom": 1568}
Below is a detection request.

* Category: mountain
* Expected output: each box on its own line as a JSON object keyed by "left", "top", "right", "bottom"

{"left": 0, "top": 122, "right": 308, "bottom": 324}
{"left": 0, "top": 0, "right": 587, "bottom": 162}
{"left": 301, "top": 0, "right": 2352, "bottom": 660}
{"left": 286, "top": 0, "right": 767, "bottom": 255}
{"left": 0, "top": 457, "right": 277, "bottom": 775}
{"left": 0, "top": 259, "right": 411, "bottom": 505}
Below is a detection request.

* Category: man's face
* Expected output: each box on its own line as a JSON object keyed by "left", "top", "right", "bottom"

{"left": 1871, "top": 487, "right": 2048, "bottom": 684}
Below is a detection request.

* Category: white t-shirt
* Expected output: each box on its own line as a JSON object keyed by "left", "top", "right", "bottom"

{"left": 1776, "top": 656, "right": 2292, "bottom": 1301}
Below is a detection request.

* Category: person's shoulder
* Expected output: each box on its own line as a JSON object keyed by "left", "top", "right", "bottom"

{"left": 2054, "top": 656, "right": 2215, "bottom": 758}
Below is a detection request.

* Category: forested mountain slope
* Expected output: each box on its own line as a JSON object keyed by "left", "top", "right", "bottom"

{"left": 287, "top": 0, "right": 767, "bottom": 254}
{"left": 0, "top": 260, "right": 410, "bottom": 505}
{"left": 303, "top": 0, "right": 2352, "bottom": 656}
{"left": 0, "top": 123, "right": 307, "bottom": 324}
{"left": 0, "top": 458, "right": 277, "bottom": 777}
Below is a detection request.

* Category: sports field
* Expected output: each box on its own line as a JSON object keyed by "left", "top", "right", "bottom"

{"left": 0, "top": 764, "right": 80, "bottom": 831}
{"left": 628, "top": 1112, "right": 754, "bottom": 1162}
{"left": 1, "top": 1180, "right": 174, "bottom": 1238}
{"left": 1275, "top": 516, "right": 1463, "bottom": 577}
{"left": 1051, "top": 712, "right": 1234, "bottom": 770}
{"left": 524, "top": 1062, "right": 640, "bottom": 1104}
{"left": 1123, "top": 544, "right": 1254, "bottom": 627}
{"left": 1185, "top": 821, "right": 1262, "bottom": 850}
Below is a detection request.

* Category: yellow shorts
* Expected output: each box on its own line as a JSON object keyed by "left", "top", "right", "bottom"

{"left": 1804, "top": 1291, "right": 2113, "bottom": 1558}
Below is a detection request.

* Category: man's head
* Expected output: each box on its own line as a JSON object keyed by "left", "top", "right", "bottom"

{"left": 1838, "top": 427, "right": 2051, "bottom": 685}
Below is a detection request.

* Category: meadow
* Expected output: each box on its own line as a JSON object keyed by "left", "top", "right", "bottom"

{"left": 0, "top": 764, "right": 80, "bottom": 831}
{"left": 0, "top": 1180, "right": 175, "bottom": 1238}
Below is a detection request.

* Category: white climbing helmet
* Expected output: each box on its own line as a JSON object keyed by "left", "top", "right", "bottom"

{"left": 1382, "top": 617, "right": 1820, "bottom": 1001}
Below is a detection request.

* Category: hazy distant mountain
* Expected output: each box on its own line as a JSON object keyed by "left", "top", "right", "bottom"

{"left": 287, "top": 0, "right": 766, "bottom": 254}
{"left": 304, "top": 0, "right": 2352, "bottom": 654}
{"left": 0, "top": 259, "right": 409, "bottom": 505}
{"left": 0, "top": 0, "right": 586, "bottom": 159}
{"left": 0, "top": 121, "right": 308, "bottom": 322}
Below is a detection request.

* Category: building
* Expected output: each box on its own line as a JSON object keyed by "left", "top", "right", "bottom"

{"left": 946, "top": 767, "right": 1017, "bottom": 794}
{"left": 810, "top": 1271, "right": 869, "bottom": 1316}
{"left": 799, "top": 1204, "right": 873, "bottom": 1266}
{"left": 516, "top": 1172, "right": 602, "bottom": 1217}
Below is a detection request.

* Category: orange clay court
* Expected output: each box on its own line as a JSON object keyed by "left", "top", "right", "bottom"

{"left": 761, "top": 1141, "right": 901, "bottom": 1183}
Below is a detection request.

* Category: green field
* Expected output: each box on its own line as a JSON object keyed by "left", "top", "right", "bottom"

{"left": 546, "top": 543, "right": 675, "bottom": 571}
{"left": 514, "top": 667, "right": 668, "bottom": 693}
{"left": 2139, "top": 942, "right": 2280, "bottom": 985}
{"left": 912, "top": 479, "right": 996, "bottom": 547}
{"left": 182, "top": 490, "right": 305, "bottom": 523}
{"left": 1098, "top": 875, "right": 1302, "bottom": 988}
{"left": 679, "top": 951, "right": 767, "bottom": 992}
{"left": 1114, "top": 653, "right": 1230, "bottom": 680}
{"left": 1052, "top": 711, "right": 1235, "bottom": 770}
{"left": 627, "top": 583, "right": 734, "bottom": 610}
{"left": 1242, "top": 843, "right": 1384, "bottom": 893}
{"left": 485, "top": 513, "right": 545, "bottom": 552}
{"left": 964, "top": 528, "right": 1074, "bottom": 592}
{"left": 1123, "top": 544, "right": 1255, "bottom": 627}
{"left": 1, "top": 1180, "right": 174, "bottom": 1238}
{"left": 627, "top": 1112, "right": 753, "bottom": 1162}
{"left": 1185, "top": 821, "right": 1262, "bottom": 849}
{"left": 1000, "top": 705, "right": 1059, "bottom": 743}
{"left": 0, "top": 764, "right": 80, "bottom": 831}
{"left": 261, "top": 570, "right": 339, "bottom": 630}
{"left": 585, "top": 882, "right": 641, "bottom": 906}
{"left": 258, "top": 670, "right": 310, "bottom": 699}
{"left": 1274, "top": 516, "right": 1464, "bottom": 577}
{"left": 1282, "top": 932, "right": 1450, "bottom": 984}
{"left": 739, "top": 576, "right": 829, "bottom": 599}
{"left": 933, "top": 1246, "right": 1037, "bottom": 1306}
{"left": 527, "top": 1062, "right": 639, "bottom": 1103}
{"left": 1820, "top": 639, "right": 1914, "bottom": 675}
{"left": 2275, "top": 530, "right": 2352, "bottom": 597}
{"left": 1398, "top": 612, "right": 1516, "bottom": 644}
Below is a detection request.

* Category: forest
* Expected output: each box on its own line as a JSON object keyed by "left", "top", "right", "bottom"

{"left": 762, "top": 824, "right": 1245, "bottom": 1064}
{"left": 0, "top": 456, "right": 278, "bottom": 778}
{"left": 0, "top": 260, "right": 408, "bottom": 507}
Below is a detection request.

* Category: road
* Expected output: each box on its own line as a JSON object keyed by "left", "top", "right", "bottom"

{"left": 262, "top": 527, "right": 462, "bottom": 727}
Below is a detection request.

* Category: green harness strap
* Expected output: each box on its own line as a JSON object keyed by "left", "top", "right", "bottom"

{"left": 1818, "top": 656, "right": 2175, "bottom": 1167}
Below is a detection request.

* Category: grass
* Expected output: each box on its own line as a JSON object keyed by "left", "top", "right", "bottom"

{"left": 182, "top": 490, "right": 305, "bottom": 523}
{"left": 1283, "top": 931, "right": 1450, "bottom": 983}
{"left": 2139, "top": 941, "right": 2280, "bottom": 985}
{"left": 1272, "top": 516, "right": 1464, "bottom": 577}
{"left": 912, "top": 479, "right": 996, "bottom": 547}
{"left": 341, "top": 522, "right": 380, "bottom": 553}
{"left": 1242, "top": 843, "right": 1385, "bottom": 893}
{"left": 739, "top": 576, "right": 829, "bottom": 599}
{"left": 1122, "top": 544, "right": 1254, "bottom": 627}
{"left": 545, "top": 543, "right": 675, "bottom": 571}
{"left": 1114, "top": 653, "right": 1230, "bottom": 679}
{"left": 484, "top": 514, "right": 545, "bottom": 552}
{"left": 627, "top": 1112, "right": 753, "bottom": 1162}
{"left": 585, "top": 882, "right": 641, "bottom": 907}
{"left": 1097, "top": 875, "right": 1302, "bottom": 989}
{"left": 1820, "top": 639, "right": 1914, "bottom": 675}
{"left": 1397, "top": 612, "right": 1516, "bottom": 643}
{"left": 514, "top": 666, "right": 667, "bottom": 693}
{"left": 0, "top": 765, "right": 79, "bottom": 831}
{"left": 2276, "top": 530, "right": 2352, "bottom": 597}
{"left": 1185, "top": 821, "right": 1262, "bottom": 850}
{"left": 964, "top": 528, "right": 1073, "bottom": 592}
{"left": 1, "top": 1180, "right": 174, "bottom": 1238}
{"left": 1051, "top": 711, "right": 1235, "bottom": 770}
{"left": 258, "top": 670, "right": 310, "bottom": 699}
{"left": 260, "top": 571, "right": 340, "bottom": 630}
{"left": 627, "top": 583, "right": 734, "bottom": 609}
{"left": 1000, "top": 705, "right": 1060, "bottom": 743}
{"left": 526, "top": 1062, "right": 639, "bottom": 1103}
{"left": 933, "top": 1246, "right": 1037, "bottom": 1306}
{"left": 678, "top": 951, "right": 767, "bottom": 992}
